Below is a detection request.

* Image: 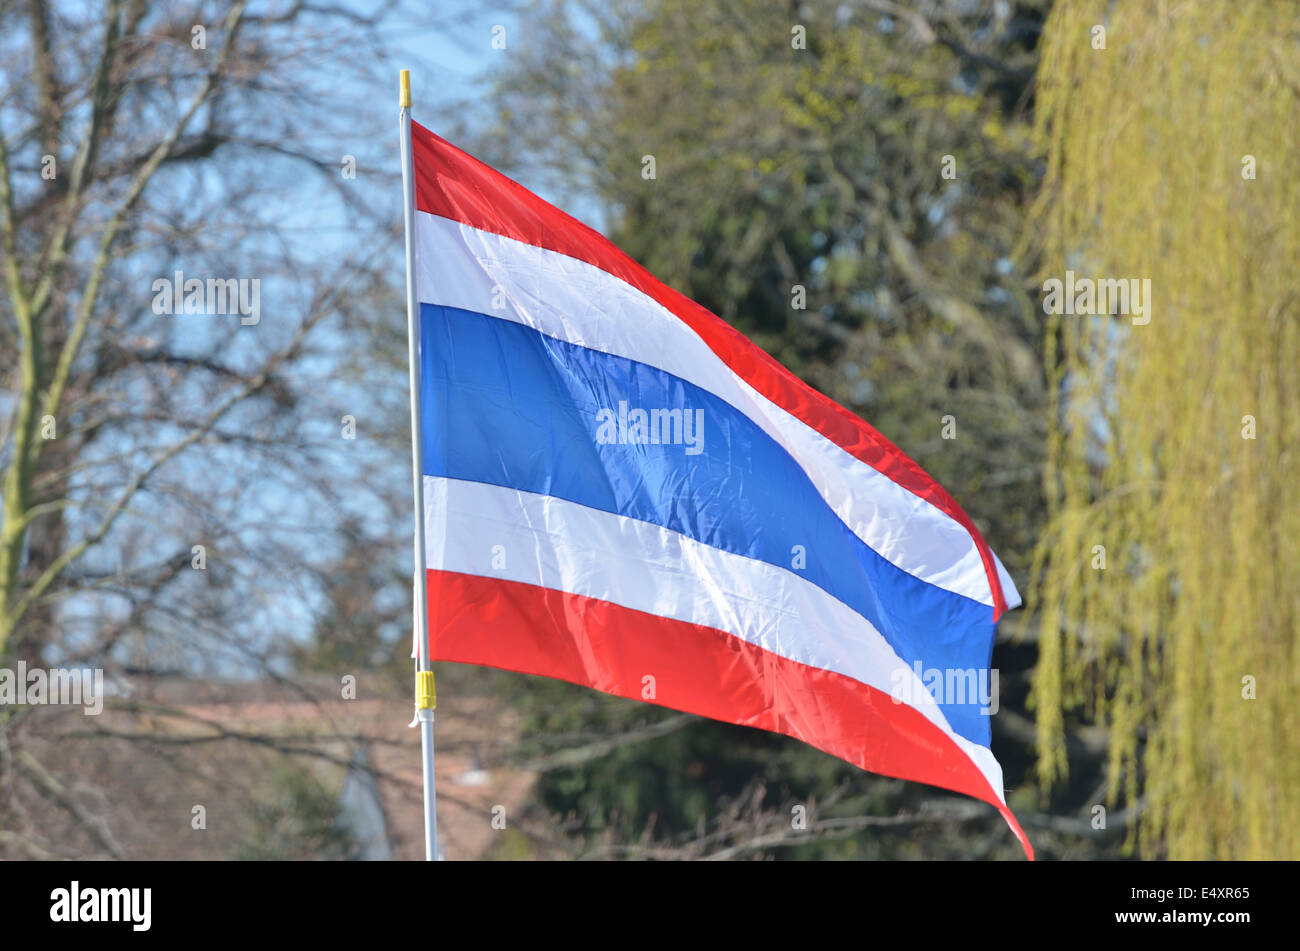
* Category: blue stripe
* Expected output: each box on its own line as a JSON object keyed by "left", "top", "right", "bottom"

{"left": 420, "top": 304, "right": 996, "bottom": 745}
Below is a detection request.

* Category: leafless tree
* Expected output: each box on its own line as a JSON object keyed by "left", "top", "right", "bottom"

{"left": 0, "top": 0, "right": 412, "bottom": 859}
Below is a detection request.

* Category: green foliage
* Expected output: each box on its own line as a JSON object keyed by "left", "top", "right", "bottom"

{"left": 1030, "top": 0, "right": 1300, "bottom": 859}
{"left": 513, "top": 678, "right": 913, "bottom": 858}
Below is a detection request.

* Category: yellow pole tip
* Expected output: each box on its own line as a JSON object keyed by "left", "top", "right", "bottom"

{"left": 399, "top": 70, "right": 412, "bottom": 108}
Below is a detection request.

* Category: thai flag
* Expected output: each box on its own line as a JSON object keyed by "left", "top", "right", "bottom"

{"left": 410, "top": 121, "right": 1032, "bottom": 858}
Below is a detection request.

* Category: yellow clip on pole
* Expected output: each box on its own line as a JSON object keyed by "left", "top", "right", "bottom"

{"left": 416, "top": 669, "right": 436, "bottom": 711}
{"left": 400, "top": 69, "right": 412, "bottom": 108}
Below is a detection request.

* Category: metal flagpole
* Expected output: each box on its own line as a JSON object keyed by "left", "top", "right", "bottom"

{"left": 399, "top": 68, "right": 439, "bottom": 861}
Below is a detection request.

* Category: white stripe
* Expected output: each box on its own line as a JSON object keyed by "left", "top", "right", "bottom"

{"left": 993, "top": 551, "right": 1022, "bottom": 610}
{"left": 415, "top": 211, "right": 1018, "bottom": 610}
{"left": 424, "top": 475, "right": 1007, "bottom": 802}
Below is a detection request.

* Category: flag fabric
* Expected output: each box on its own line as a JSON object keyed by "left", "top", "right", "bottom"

{"left": 410, "top": 121, "right": 1032, "bottom": 858}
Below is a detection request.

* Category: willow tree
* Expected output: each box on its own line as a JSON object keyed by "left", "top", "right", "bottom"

{"left": 1029, "top": 0, "right": 1300, "bottom": 858}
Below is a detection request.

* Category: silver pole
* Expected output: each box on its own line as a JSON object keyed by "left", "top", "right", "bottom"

{"left": 399, "top": 69, "right": 439, "bottom": 862}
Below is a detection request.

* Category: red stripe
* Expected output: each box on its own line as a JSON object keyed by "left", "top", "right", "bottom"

{"left": 411, "top": 123, "right": 1009, "bottom": 618}
{"left": 427, "top": 569, "right": 1033, "bottom": 858}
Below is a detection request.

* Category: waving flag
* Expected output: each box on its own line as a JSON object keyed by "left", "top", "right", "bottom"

{"left": 409, "top": 121, "right": 1031, "bottom": 857}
